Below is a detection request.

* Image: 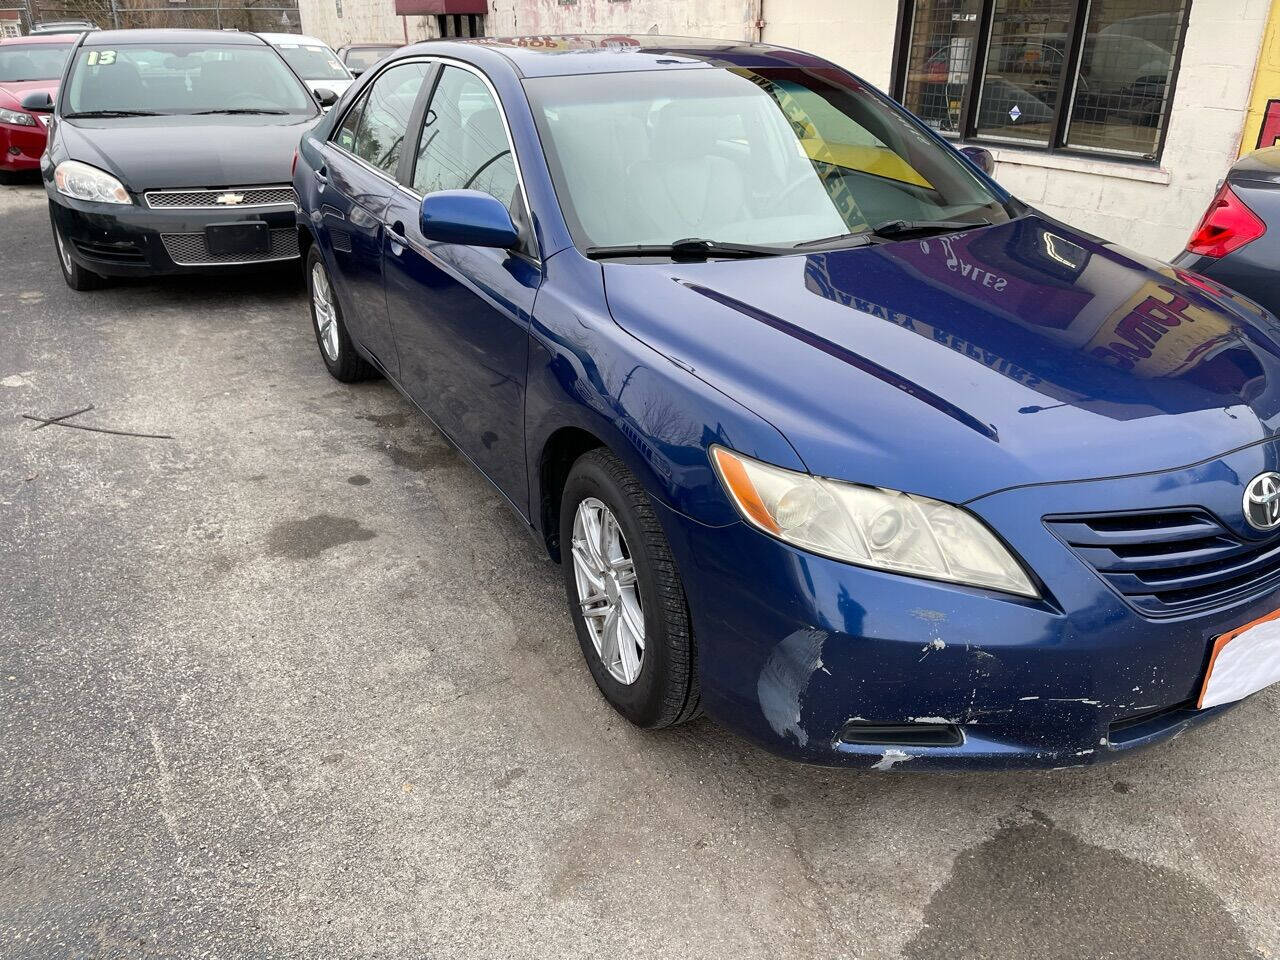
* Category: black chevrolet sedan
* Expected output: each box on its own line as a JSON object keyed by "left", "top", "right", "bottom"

{"left": 33, "top": 29, "right": 328, "bottom": 289}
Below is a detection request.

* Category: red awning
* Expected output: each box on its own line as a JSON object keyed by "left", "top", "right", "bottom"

{"left": 394, "top": 0, "right": 488, "bottom": 13}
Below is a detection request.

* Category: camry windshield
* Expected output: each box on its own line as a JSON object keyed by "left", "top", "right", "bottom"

{"left": 526, "top": 67, "right": 1010, "bottom": 250}
{"left": 0, "top": 44, "right": 73, "bottom": 82}
{"left": 63, "top": 43, "right": 315, "bottom": 116}
{"left": 274, "top": 42, "right": 349, "bottom": 81}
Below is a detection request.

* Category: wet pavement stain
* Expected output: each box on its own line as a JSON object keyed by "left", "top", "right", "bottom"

{"left": 266, "top": 514, "right": 376, "bottom": 560}
{"left": 357, "top": 411, "right": 409, "bottom": 429}
{"left": 347, "top": 475, "right": 371, "bottom": 486}
{"left": 372, "top": 433, "right": 452, "bottom": 473}
{"left": 903, "top": 816, "right": 1262, "bottom": 960}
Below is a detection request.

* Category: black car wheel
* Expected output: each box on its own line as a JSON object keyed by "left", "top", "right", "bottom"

{"left": 49, "top": 205, "right": 105, "bottom": 292}
{"left": 306, "top": 245, "right": 375, "bottom": 382}
{"left": 560, "top": 447, "right": 701, "bottom": 729}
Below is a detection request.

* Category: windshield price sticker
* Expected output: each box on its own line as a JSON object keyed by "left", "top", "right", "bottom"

{"left": 86, "top": 50, "right": 117, "bottom": 66}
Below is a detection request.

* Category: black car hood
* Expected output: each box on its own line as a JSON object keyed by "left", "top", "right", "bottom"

{"left": 602, "top": 215, "right": 1280, "bottom": 504}
{"left": 59, "top": 114, "right": 318, "bottom": 190}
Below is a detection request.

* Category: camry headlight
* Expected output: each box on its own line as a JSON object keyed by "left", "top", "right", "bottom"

{"left": 54, "top": 160, "right": 130, "bottom": 204}
{"left": 0, "top": 107, "right": 37, "bottom": 127}
{"left": 711, "top": 446, "right": 1038, "bottom": 597}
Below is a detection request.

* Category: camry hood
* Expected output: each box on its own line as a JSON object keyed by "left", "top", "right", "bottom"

{"left": 601, "top": 215, "right": 1280, "bottom": 504}
{"left": 59, "top": 114, "right": 318, "bottom": 190}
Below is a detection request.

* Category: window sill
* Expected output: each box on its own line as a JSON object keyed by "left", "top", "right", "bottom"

{"left": 981, "top": 145, "right": 1172, "bottom": 185}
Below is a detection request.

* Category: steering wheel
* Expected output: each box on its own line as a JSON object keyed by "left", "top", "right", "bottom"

{"left": 463, "top": 150, "right": 512, "bottom": 190}
{"left": 226, "top": 92, "right": 276, "bottom": 109}
{"left": 774, "top": 173, "right": 823, "bottom": 211}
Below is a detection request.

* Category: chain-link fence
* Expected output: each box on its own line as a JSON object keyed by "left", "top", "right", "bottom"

{"left": 16, "top": 0, "right": 299, "bottom": 32}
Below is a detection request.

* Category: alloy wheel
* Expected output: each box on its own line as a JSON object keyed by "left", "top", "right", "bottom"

{"left": 571, "top": 497, "right": 645, "bottom": 685}
{"left": 311, "top": 260, "right": 340, "bottom": 362}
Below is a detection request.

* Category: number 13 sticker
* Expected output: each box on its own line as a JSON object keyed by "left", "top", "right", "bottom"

{"left": 86, "top": 50, "right": 116, "bottom": 66}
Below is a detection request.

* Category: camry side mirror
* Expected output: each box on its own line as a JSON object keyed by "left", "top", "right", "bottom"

{"left": 420, "top": 190, "right": 519, "bottom": 249}
{"left": 21, "top": 91, "right": 54, "bottom": 113}
{"left": 314, "top": 87, "right": 339, "bottom": 108}
{"left": 960, "top": 145, "right": 995, "bottom": 176}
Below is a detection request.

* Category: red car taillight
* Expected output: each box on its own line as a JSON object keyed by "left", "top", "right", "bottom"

{"left": 1184, "top": 183, "right": 1266, "bottom": 258}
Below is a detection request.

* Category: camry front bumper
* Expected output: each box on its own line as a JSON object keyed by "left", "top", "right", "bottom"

{"left": 656, "top": 440, "right": 1280, "bottom": 771}
{"left": 47, "top": 192, "right": 300, "bottom": 277}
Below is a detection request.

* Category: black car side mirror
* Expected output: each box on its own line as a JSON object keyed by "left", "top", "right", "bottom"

{"left": 21, "top": 91, "right": 54, "bottom": 113}
{"left": 350, "top": 68, "right": 364, "bottom": 78}
{"left": 314, "top": 88, "right": 339, "bottom": 109}
{"left": 960, "top": 145, "right": 995, "bottom": 176}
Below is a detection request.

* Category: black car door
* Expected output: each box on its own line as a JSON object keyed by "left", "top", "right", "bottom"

{"left": 382, "top": 63, "right": 542, "bottom": 515}
{"left": 314, "top": 60, "right": 433, "bottom": 378}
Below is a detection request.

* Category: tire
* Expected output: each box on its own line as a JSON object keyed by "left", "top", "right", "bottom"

{"left": 49, "top": 205, "right": 105, "bottom": 291}
{"left": 560, "top": 448, "right": 701, "bottom": 728}
{"left": 306, "top": 245, "right": 376, "bottom": 382}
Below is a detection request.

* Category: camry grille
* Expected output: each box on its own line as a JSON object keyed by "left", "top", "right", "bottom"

{"left": 145, "top": 186, "right": 297, "bottom": 209}
{"left": 160, "top": 229, "right": 299, "bottom": 266}
{"left": 1046, "top": 509, "right": 1280, "bottom": 617}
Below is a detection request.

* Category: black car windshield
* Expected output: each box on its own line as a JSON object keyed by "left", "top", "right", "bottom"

{"left": 63, "top": 43, "right": 315, "bottom": 116}
{"left": 343, "top": 46, "right": 394, "bottom": 72}
{"left": 272, "top": 41, "right": 349, "bottom": 81}
{"left": 525, "top": 66, "right": 1011, "bottom": 250}
{"left": 0, "top": 43, "right": 74, "bottom": 82}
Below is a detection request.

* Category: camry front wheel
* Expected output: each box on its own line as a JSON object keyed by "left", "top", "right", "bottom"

{"left": 560, "top": 448, "right": 701, "bottom": 728}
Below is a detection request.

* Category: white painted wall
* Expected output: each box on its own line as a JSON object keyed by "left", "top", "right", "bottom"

{"left": 485, "top": 0, "right": 754, "bottom": 39}
{"left": 760, "top": 0, "right": 898, "bottom": 89}
{"left": 296, "top": 0, "right": 1270, "bottom": 260}
{"left": 297, "top": 0, "right": 440, "bottom": 48}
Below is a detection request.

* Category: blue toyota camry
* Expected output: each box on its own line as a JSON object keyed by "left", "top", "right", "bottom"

{"left": 294, "top": 35, "right": 1280, "bottom": 771}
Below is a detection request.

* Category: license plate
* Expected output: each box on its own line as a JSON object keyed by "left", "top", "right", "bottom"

{"left": 1198, "top": 608, "right": 1280, "bottom": 708}
{"left": 205, "top": 221, "right": 269, "bottom": 256}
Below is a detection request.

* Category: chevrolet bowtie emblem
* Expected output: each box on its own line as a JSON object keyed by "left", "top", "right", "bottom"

{"left": 215, "top": 192, "right": 245, "bottom": 205}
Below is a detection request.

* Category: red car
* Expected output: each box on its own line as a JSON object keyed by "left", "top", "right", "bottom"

{"left": 0, "top": 33, "right": 76, "bottom": 181}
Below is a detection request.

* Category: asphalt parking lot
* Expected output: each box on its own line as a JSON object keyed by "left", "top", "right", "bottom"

{"left": 2, "top": 178, "right": 1279, "bottom": 960}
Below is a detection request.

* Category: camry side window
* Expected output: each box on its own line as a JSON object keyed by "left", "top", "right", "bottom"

{"left": 347, "top": 62, "right": 430, "bottom": 175}
{"left": 412, "top": 66, "right": 519, "bottom": 209}
{"left": 333, "top": 93, "right": 364, "bottom": 153}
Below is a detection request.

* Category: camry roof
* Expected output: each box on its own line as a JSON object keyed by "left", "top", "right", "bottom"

{"left": 402, "top": 34, "right": 828, "bottom": 78}
{"left": 82, "top": 29, "right": 268, "bottom": 46}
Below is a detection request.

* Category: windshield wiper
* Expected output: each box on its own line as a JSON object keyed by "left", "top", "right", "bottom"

{"left": 585, "top": 238, "right": 790, "bottom": 261}
{"left": 792, "top": 231, "right": 876, "bottom": 251}
{"left": 870, "top": 218, "right": 991, "bottom": 239}
{"left": 62, "top": 109, "right": 164, "bottom": 118}
{"left": 192, "top": 108, "right": 290, "bottom": 115}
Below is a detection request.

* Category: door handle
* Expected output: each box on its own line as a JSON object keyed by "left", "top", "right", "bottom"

{"left": 387, "top": 219, "right": 406, "bottom": 255}
{"left": 314, "top": 164, "right": 328, "bottom": 184}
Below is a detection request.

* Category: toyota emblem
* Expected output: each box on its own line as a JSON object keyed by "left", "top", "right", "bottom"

{"left": 1243, "top": 472, "right": 1280, "bottom": 531}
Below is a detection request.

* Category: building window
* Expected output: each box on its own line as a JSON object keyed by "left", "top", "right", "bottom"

{"left": 895, "top": 0, "right": 1190, "bottom": 162}
{"left": 437, "top": 14, "right": 485, "bottom": 38}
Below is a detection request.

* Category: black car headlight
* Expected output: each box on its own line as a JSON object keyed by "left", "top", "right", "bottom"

{"left": 711, "top": 445, "right": 1038, "bottom": 598}
{"left": 54, "top": 160, "right": 131, "bottom": 204}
